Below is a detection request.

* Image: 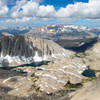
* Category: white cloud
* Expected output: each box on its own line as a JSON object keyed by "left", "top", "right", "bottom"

{"left": 1, "top": 0, "right": 100, "bottom": 23}
{"left": 56, "top": 0, "right": 100, "bottom": 19}
{"left": 10, "top": 0, "right": 27, "bottom": 18}
{"left": 11, "top": 2, "right": 39, "bottom": 18}
{"left": 22, "top": 2, "right": 38, "bottom": 17}
{"left": 37, "top": 5, "right": 56, "bottom": 18}
{"left": 0, "top": 0, "right": 8, "bottom": 17}
{"left": 10, "top": 0, "right": 56, "bottom": 22}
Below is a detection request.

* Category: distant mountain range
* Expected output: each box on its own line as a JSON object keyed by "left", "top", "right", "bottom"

{"left": 0, "top": 26, "right": 31, "bottom": 35}
{"left": 26, "top": 24, "right": 99, "bottom": 41}
{"left": 0, "top": 25, "right": 100, "bottom": 39}
{"left": 1, "top": 24, "right": 100, "bottom": 51}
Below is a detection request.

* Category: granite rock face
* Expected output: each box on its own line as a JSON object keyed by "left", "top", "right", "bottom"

{"left": 0, "top": 35, "right": 74, "bottom": 66}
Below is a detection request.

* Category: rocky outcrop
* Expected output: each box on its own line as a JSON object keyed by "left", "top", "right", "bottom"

{"left": 0, "top": 56, "right": 86, "bottom": 97}
{"left": 33, "top": 57, "right": 86, "bottom": 94}
{"left": 0, "top": 35, "right": 74, "bottom": 66}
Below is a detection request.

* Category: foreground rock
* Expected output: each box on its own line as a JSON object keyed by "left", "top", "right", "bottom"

{"left": 71, "top": 76, "right": 100, "bottom": 100}
{"left": 33, "top": 57, "right": 86, "bottom": 94}
{"left": 0, "top": 56, "right": 86, "bottom": 96}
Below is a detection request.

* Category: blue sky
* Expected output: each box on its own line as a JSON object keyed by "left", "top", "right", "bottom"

{"left": 41, "top": 0, "right": 88, "bottom": 10}
{"left": 7, "top": 0, "right": 89, "bottom": 9}
{"left": 0, "top": 0, "right": 100, "bottom": 27}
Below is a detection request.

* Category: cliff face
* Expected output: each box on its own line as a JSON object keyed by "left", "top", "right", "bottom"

{"left": 0, "top": 35, "right": 74, "bottom": 66}
{"left": 0, "top": 35, "right": 42, "bottom": 57}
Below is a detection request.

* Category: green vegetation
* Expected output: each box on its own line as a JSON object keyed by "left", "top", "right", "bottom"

{"left": 94, "top": 70, "right": 100, "bottom": 73}
{"left": 64, "top": 68, "right": 100, "bottom": 90}
{"left": 64, "top": 83, "right": 83, "bottom": 89}
{"left": 82, "top": 77, "right": 97, "bottom": 83}
{"left": 0, "top": 96, "right": 2, "bottom": 99}
{"left": 63, "top": 67, "right": 100, "bottom": 95}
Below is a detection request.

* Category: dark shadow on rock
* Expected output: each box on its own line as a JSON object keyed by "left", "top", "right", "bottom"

{"left": 0, "top": 86, "right": 13, "bottom": 94}
{"left": 68, "top": 37, "right": 98, "bottom": 52}
{"left": 0, "top": 35, "right": 42, "bottom": 57}
{"left": 0, "top": 60, "right": 50, "bottom": 79}
{"left": 82, "top": 66, "right": 96, "bottom": 77}
{"left": 0, "top": 68, "right": 27, "bottom": 79}
{"left": 57, "top": 37, "right": 98, "bottom": 53}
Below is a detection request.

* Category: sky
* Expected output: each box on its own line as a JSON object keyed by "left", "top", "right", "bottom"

{"left": 0, "top": 0, "right": 100, "bottom": 27}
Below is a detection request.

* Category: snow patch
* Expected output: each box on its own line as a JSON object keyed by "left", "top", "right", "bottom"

{"left": 2, "top": 77, "right": 13, "bottom": 84}
{"left": 93, "top": 48, "right": 100, "bottom": 53}
{"left": 33, "top": 51, "right": 42, "bottom": 62}
{"left": 51, "top": 53, "right": 57, "bottom": 58}
{"left": 0, "top": 51, "right": 49, "bottom": 65}
{"left": 4, "top": 55, "right": 13, "bottom": 63}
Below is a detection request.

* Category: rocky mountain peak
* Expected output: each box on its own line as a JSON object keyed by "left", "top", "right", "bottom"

{"left": 0, "top": 35, "right": 74, "bottom": 66}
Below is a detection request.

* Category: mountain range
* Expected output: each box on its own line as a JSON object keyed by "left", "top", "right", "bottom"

{"left": 26, "top": 24, "right": 97, "bottom": 40}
